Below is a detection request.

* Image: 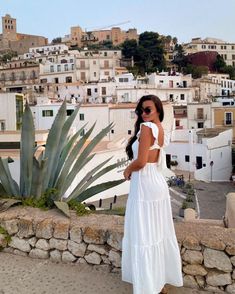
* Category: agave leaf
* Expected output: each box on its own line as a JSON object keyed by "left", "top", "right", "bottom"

{"left": 58, "top": 153, "right": 96, "bottom": 198}
{"left": 48, "top": 102, "right": 82, "bottom": 187}
{"left": 59, "top": 123, "right": 114, "bottom": 197}
{"left": 43, "top": 100, "right": 67, "bottom": 190}
{"left": 54, "top": 201, "right": 70, "bottom": 217}
{"left": 20, "top": 102, "right": 35, "bottom": 197}
{"left": 30, "top": 157, "right": 48, "bottom": 199}
{"left": 66, "top": 157, "right": 120, "bottom": 201}
{"left": 0, "top": 157, "right": 20, "bottom": 196}
{"left": 0, "top": 198, "right": 22, "bottom": 212}
{"left": 55, "top": 122, "right": 96, "bottom": 190}
{"left": 73, "top": 179, "right": 125, "bottom": 203}
{"left": 0, "top": 183, "right": 7, "bottom": 196}
{"left": 53, "top": 124, "right": 87, "bottom": 184}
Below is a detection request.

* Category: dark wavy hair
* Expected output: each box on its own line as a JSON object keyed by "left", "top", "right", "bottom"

{"left": 126, "top": 95, "right": 164, "bottom": 160}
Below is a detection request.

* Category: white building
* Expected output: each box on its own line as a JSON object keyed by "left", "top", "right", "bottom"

{"left": 75, "top": 49, "right": 122, "bottom": 82}
{"left": 187, "top": 102, "right": 212, "bottom": 129}
{"left": 0, "top": 93, "right": 24, "bottom": 131}
{"left": 183, "top": 37, "right": 235, "bottom": 66}
{"left": 165, "top": 128, "right": 232, "bottom": 181}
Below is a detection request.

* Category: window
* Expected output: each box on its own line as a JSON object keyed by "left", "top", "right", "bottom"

{"left": 198, "top": 122, "right": 204, "bottom": 128}
{"left": 104, "top": 60, "right": 109, "bottom": 68}
{"left": 104, "top": 71, "right": 109, "bottom": 76}
{"left": 42, "top": 110, "right": 53, "bottom": 117}
{"left": 80, "top": 113, "right": 85, "bottom": 120}
{"left": 65, "top": 76, "right": 72, "bottom": 83}
{"left": 128, "top": 130, "right": 131, "bottom": 135}
{"left": 67, "top": 109, "right": 74, "bottom": 116}
{"left": 232, "top": 46, "right": 235, "bottom": 50}
{"left": 104, "top": 52, "right": 107, "bottom": 56}
{"left": 185, "top": 155, "right": 190, "bottom": 162}
{"left": 80, "top": 61, "right": 85, "bottom": 69}
{"left": 225, "top": 112, "right": 232, "bottom": 125}
{"left": 50, "top": 65, "right": 54, "bottom": 73}
{"left": 87, "top": 88, "right": 92, "bottom": 96}
{"left": 94, "top": 72, "right": 96, "bottom": 77}
{"left": 102, "top": 87, "right": 106, "bottom": 95}
{"left": 111, "top": 129, "right": 114, "bottom": 134}
{"left": 180, "top": 94, "right": 185, "bottom": 100}
{"left": 169, "top": 94, "right": 174, "bottom": 101}
{"left": 57, "top": 65, "right": 61, "bottom": 72}
{"left": 175, "top": 120, "right": 180, "bottom": 127}
{"left": 94, "top": 88, "right": 98, "bottom": 93}
{"left": 232, "top": 55, "right": 235, "bottom": 60}
{"left": 64, "top": 64, "right": 68, "bottom": 71}
{"left": 93, "top": 60, "right": 96, "bottom": 65}
{"left": 0, "top": 121, "right": 6, "bottom": 131}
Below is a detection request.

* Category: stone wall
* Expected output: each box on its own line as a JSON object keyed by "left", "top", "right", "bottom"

{"left": 0, "top": 207, "right": 235, "bottom": 293}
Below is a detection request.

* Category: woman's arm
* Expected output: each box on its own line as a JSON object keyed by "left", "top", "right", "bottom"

{"left": 123, "top": 125, "right": 152, "bottom": 180}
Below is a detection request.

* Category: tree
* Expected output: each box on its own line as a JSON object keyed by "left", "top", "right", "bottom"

{"left": 135, "top": 31, "right": 166, "bottom": 73}
{"left": 213, "top": 55, "right": 226, "bottom": 72}
{"left": 52, "top": 37, "right": 62, "bottom": 44}
{"left": 121, "top": 39, "right": 138, "bottom": 59}
{"left": 172, "top": 44, "right": 187, "bottom": 71}
{"left": 184, "top": 64, "right": 208, "bottom": 79}
{"left": 0, "top": 50, "right": 17, "bottom": 63}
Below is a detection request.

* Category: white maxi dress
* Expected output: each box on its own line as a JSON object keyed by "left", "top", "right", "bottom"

{"left": 122, "top": 122, "right": 183, "bottom": 294}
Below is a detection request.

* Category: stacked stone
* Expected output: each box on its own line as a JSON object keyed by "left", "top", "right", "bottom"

{"left": 0, "top": 216, "right": 122, "bottom": 273}
{"left": 180, "top": 236, "right": 235, "bottom": 293}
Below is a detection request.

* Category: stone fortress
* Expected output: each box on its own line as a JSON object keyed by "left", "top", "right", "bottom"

{"left": 0, "top": 14, "right": 48, "bottom": 54}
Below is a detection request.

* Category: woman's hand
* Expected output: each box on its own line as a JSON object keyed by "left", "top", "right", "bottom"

{"left": 123, "top": 166, "right": 132, "bottom": 181}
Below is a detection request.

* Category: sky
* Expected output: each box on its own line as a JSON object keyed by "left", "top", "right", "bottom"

{"left": 0, "top": 0, "right": 234, "bottom": 44}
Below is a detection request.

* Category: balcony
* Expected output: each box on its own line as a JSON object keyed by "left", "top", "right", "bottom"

{"left": 194, "top": 114, "right": 207, "bottom": 121}
{"left": 223, "top": 120, "right": 234, "bottom": 126}
{"left": 174, "top": 113, "right": 187, "bottom": 118}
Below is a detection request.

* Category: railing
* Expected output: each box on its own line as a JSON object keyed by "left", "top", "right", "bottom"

{"left": 194, "top": 114, "right": 207, "bottom": 120}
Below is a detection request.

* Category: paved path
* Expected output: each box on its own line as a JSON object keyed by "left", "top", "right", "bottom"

{"left": 0, "top": 253, "right": 208, "bottom": 294}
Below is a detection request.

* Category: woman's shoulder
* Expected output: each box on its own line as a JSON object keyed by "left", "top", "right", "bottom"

{"left": 138, "top": 121, "right": 159, "bottom": 139}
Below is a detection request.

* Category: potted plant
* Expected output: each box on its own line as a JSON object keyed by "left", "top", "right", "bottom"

{"left": 170, "top": 160, "right": 178, "bottom": 170}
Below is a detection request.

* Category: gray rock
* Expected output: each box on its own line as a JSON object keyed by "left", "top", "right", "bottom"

{"left": 204, "top": 285, "right": 225, "bottom": 293}
{"left": 68, "top": 240, "right": 87, "bottom": 257}
{"left": 35, "top": 239, "right": 50, "bottom": 251}
{"left": 9, "top": 236, "right": 31, "bottom": 252}
{"left": 62, "top": 251, "right": 76, "bottom": 262}
{"left": 183, "top": 275, "right": 199, "bottom": 289}
{"left": 28, "top": 237, "right": 37, "bottom": 247}
{"left": 83, "top": 227, "right": 106, "bottom": 244}
{"left": 206, "top": 270, "right": 232, "bottom": 286}
{"left": 232, "top": 270, "right": 235, "bottom": 280}
{"left": 84, "top": 252, "right": 101, "bottom": 265}
{"left": 36, "top": 219, "right": 53, "bottom": 239}
{"left": 17, "top": 218, "right": 34, "bottom": 238}
{"left": 50, "top": 250, "right": 62, "bottom": 262}
{"left": 226, "top": 283, "right": 235, "bottom": 294}
{"left": 76, "top": 258, "right": 87, "bottom": 264}
{"left": 0, "top": 233, "right": 7, "bottom": 247}
{"left": 182, "top": 250, "right": 203, "bottom": 264}
{"left": 70, "top": 226, "right": 82, "bottom": 243}
{"left": 195, "top": 275, "right": 205, "bottom": 288}
{"left": 183, "top": 264, "right": 207, "bottom": 276}
{"left": 101, "top": 255, "right": 111, "bottom": 265}
{"left": 87, "top": 244, "right": 108, "bottom": 255}
{"left": 3, "top": 220, "right": 18, "bottom": 235}
{"left": 53, "top": 222, "right": 69, "bottom": 240}
{"left": 93, "top": 264, "right": 110, "bottom": 273}
{"left": 13, "top": 249, "right": 28, "bottom": 257}
{"left": 107, "top": 231, "right": 122, "bottom": 251}
{"left": 29, "top": 248, "right": 49, "bottom": 259}
{"left": 108, "top": 250, "right": 121, "bottom": 268}
{"left": 204, "top": 248, "right": 232, "bottom": 272}
{"left": 2, "top": 247, "right": 14, "bottom": 253}
{"left": 231, "top": 256, "right": 235, "bottom": 266}
{"left": 49, "top": 238, "right": 67, "bottom": 251}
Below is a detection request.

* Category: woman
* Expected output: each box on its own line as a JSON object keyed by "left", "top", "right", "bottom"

{"left": 122, "top": 95, "right": 183, "bottom": 294}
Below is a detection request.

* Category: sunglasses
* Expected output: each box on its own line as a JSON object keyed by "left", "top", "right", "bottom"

{"left": 135, "top": 107, "right": 153, "bottom": 116}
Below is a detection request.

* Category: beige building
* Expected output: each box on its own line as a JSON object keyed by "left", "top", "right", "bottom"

{"left": 0, "top": 14, "right": 48, "bottom": 54}
{"left": 65, "top": 25, "right": 138, "bottom": 47}
{"left": 183, "top": 37, "right": 235, "bottom": 66}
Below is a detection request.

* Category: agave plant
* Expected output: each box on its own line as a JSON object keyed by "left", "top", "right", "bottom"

{"left": 0, "top": 101, "right": 125, "bottom": 216}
